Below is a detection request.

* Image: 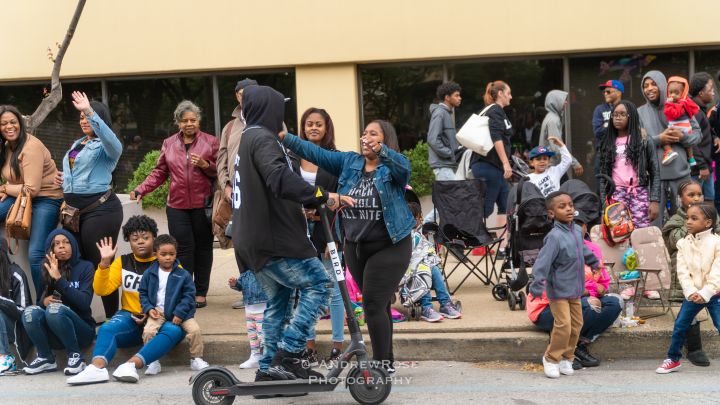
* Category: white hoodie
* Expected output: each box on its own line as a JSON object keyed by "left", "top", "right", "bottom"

{"left": 527, "top": 145, "right": 572, "bottom": 197}
{"left": 676, "top": 228, "right": 720, "bottom": 303}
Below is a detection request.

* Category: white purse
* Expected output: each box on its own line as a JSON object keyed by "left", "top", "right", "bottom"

{"left": 456, "top": 104, "right": 495, "bottom": 156}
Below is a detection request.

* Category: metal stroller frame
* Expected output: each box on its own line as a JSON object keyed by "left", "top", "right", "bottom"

{"left": 430, "top": 179, "right": 505, "bottom": 295}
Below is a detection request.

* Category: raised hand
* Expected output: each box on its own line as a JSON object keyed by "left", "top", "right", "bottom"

{"left": 95, "top": 237, "right": 117, "bottom": 268}
{"left": 547, "top": 136, "right": 565, "bottom": 147}
{"left": 44, "top": 252, "right": 61, "bottom": 280}
{"left": 71, "top": 91, "right": 91, "bottom": 113}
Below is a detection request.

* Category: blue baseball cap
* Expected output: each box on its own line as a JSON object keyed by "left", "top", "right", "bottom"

{"left": 598, "top": 80, "right": 624, "bottom": 93}
{"left": 529, "top": 146, "right": 555, "bottom": 159}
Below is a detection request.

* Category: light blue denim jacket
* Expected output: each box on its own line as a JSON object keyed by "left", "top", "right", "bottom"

{"left": 282, "top": 133, "right": 414, "bottom": 244}
{"left": 62, "top": 113, "right": 123, "bottom": 194}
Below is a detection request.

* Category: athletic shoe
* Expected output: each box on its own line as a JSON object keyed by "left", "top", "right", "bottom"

{"left": 63, "top": 353, "right": 86, "bottom": 376}
{"left": 655, "top": 359, "right": 681, "bottom": 374}
{"left": 0, "top": 354, "right": 16, "bottom": 374}
{"left": 572, "top": 359, "right": 583, "bottom": 370}
{"left": 380, "top": 361, "right": 396, "bottom": 377}
{"left": 268, "top": 349, "right": 324, "bottom": 380}
{"left": 440, "top": 302, "right": 462, "bottom": 319}
{"left": 112, "top": 362, "right": 139, "bottom": 383}
{"left": 643, "top": 290, "right": 661, "bottom": 300}
{"left": 300, "top": 348, "right": 319, "bottom": 367}
{"left": 190, "top": 357, "right": 209, "bottom": 371}
{"left": 145, "top": 360, "right": 161, "bottom": 375}
{"left": 239, "top": 353, "right": 262, "bottom": 369}
{"left": 559, "top": 360, "right": 574, "bottom": 375}
{"left": 420, "top": 307, "right": 443, "bottom": 322}
{"left": 23, "top": 357, "right": 57, "bottom": 375}
{"left": 231, "top": 299, "right": 245, "bottom": 309}
{"left": 688, "top": 157, "right": 697, "bottom": 166}
{"left": 574, "top": 344, "right": 600, "bottom": 367}
{"left": 662, "top": 150, "right": 678, "bottom": 165}
{"left": 542, "top": 356, "right": 560, "bottom": 379}
{"left": 67, "top": 364, "right": 109, "bottom": 385}
{"left": 327, "top": 348, "right": 342, "bottom": 362}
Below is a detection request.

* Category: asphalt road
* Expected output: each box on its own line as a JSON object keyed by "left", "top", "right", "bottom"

{"left": 4, "top": 359, "right": 720, "bottom": 404}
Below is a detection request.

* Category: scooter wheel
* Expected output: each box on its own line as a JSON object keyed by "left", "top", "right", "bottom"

{"left": 453, "top": 300, "right": 462, "bottom": 313}
{"left": 348, "top": 365, "right": 392, "bottom": 405}
{"left": 518, "top": 291, "right": 527, "bottom": 310}
{"left": 492, "top": 284, "right": 508, "bottom": 301}
{"left": 192, "top": 370, "right": 235, "bottom": 405}
{"left": 508, "top": 292, "right": 517, "bottom": 310}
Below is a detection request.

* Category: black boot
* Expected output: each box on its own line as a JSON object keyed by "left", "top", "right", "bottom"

{"left": 574, "top": 344, "right": 600, "bottom": 367}
{"left": 268, "top": 349, "right": 325, "bottom": 380}
{"left": 685, "top": 322, "right": 710, "bottom": 367}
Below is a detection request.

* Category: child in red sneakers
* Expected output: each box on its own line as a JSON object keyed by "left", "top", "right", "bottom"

{"left": 656, "top": 202, "right": 720, "bottom": 374}
{"left": 662, "top": 76, "right": 699, "bottom": 166}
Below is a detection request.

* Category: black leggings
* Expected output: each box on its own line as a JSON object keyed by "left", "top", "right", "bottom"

{"left": 166, "top": 207, "right": 214, "bottom": 297}
{"left": 344, "top": 235, "right": 411, "bottom": 363}
{"left": 67, "top": 194, "right": 124, "bottom": 318}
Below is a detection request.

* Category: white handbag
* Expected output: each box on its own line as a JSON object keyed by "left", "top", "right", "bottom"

{"left": 456, "top": 104, "right": 495, "bottom": 156}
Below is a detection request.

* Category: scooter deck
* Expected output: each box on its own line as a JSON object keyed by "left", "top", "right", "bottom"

{"left": 220, "top": 378, "right": 341, "bottom": 396}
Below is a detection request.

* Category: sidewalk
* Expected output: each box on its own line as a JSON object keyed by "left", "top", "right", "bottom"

{"left": 107, "top": 247, "right": 719, "bottom": 366}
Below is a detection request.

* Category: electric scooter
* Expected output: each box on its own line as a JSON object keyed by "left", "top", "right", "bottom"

{"left": 190, "top": 205, "right": 392, "bottom": 405}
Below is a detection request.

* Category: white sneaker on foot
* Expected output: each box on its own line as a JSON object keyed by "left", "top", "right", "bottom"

{"left": 559, "top": 360, "right": 574, "bottom": 375}
{"left": 112, "top": 362, "right": 139, "bottom": 383}
{"left": 542, "top": 356, "right": 560, "bottom": 379}
{"left": 145, "top": 360, "right": 161, "bottom": 375}
{"left": 190, "top": 357, "right": 209, "bottom": 371}
{"left": 239, "top": 353, "right": 263, "bottom": 369}
{"left": 67, "top": 364, "right": 109, "bottom": 385}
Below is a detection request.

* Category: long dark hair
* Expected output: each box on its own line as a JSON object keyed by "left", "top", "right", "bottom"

{"left": 0, "top": 240, "right": 12, "bottom": 298}
{"left": 599, "top": 100, "right": 643, "bottom": 177}
{"left": 370, "top": 120, "right": 400, "bottom": 152}
{"left": 299, "top": 107, "right": 336, "bottom": 150}
{"left": 0, "top": 105, "right": 29, "bottom": 180}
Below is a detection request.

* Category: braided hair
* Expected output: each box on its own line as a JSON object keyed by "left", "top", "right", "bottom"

{"left": 599, "top": 100, "right": 643, "bottom": 177}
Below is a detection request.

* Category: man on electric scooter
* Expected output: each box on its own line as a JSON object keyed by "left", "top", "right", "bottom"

{"left": 232, "top": 85, "right": 349, "bottom": 384}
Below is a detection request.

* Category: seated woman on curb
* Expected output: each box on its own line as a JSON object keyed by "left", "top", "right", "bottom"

{"left": 22, "top": 230, "right": 95, "bottom": 376}
{"left": 526, "top": 217, "right": 622, "bottom": 370}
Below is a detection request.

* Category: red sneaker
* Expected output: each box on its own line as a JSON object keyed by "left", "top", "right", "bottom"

{"left": 655, "top": 359, "right": 681, "bottom": 374}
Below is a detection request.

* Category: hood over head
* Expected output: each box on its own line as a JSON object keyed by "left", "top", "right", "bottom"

{"left": 666, "top": 76, "right": 690, "bottom": 100}
{"left": 544, "top": 90, "right": 568, "bottom": 116}
{"left": 242, "top": 85, "right": 285, "bottom": 134}
{"left": 641, "top": 70, "right": 667, "bottom": 107}
{"left": 44, "top": 228, "right": 81, "bottom": 267}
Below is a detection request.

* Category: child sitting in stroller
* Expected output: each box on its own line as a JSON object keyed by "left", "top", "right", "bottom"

{"left": 399, "top": 202, "right": 462, "bottom": 322}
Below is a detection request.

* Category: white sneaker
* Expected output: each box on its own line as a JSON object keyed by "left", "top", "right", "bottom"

{"left": 112, "top": 362, "right": 139, "bottom": 383}
{"left": 145, "top": 360, "right": 161, "bottom": 375}
{"left": 239, "top": 353, "right": 262, "bottom": 369}
{"left": 542, "top": 356, "right": 560, "bottom": 379}
{"left": 67, "top": 364, "right": 109, "bottom": 385}
{"left": 559, "top": 360, "right": 574, "bottom": 375}
{"left": 190, "top": 357, "right": 209, "bottom": 371}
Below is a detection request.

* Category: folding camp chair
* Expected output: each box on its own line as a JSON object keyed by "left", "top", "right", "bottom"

{"left": 431, "top": 179, "right": 504, "bottom": 295}
{"left": 590, "top": 224, "right": 630, "bottom": 293}
{"left": 629, "top": 226, "right": 672, "bottom": 319}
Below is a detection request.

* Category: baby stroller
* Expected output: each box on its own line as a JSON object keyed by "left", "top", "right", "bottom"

{"left": 561, "top": 179, "right": 601, "bottom": 229}
{"left": 494, "top": 178, "right": 551, "bottom": 310}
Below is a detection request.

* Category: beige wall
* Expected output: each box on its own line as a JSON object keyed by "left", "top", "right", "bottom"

{"left": 295, "top": 64, "right": 360, "bottom": 152}
{"left": 2, "top": 0, "right": 719, "bottom": 81}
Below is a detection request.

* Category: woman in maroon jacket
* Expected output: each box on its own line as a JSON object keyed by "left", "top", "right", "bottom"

{"left": 131, "top": 100, "right": 219, "bottom": 307}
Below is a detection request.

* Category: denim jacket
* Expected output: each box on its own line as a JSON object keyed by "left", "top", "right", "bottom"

{"left": 62, "top": 113, "right": 123, "bottom": 194}
{"left": 282, "top": 133, "right": 414, "bottom": 244}
{"left": 235, "top": 271, "right": 268, "bottom": 306}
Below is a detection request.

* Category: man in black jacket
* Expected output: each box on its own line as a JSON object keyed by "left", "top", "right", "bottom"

{"left": 231, "top": 85, "right": 343, "bottom": 382}
{"left": 689, "top": 72, "right": 720, "bottom": 202}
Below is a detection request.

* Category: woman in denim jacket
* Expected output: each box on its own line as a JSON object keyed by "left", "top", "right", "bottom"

{"left": 58, "top": 91, "right": 123, "bottom": 318}
{"left": 280, "top": 120, "right": 414, "bottom": 374}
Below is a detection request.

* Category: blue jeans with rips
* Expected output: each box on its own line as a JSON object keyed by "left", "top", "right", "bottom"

{"left": 667, "top": 295, "right": 720, "bottom": 361}
{"left": 255, "top": 257, "right": 331, "bottom": 372}
{"left": 22, "top": 304, "right": 95, "bottom": 359}
{"left": 420, "top": 265, "right": 451, "bottom": 308}
{"left": 92, "top": 310, "right": 144, "bottom": 364}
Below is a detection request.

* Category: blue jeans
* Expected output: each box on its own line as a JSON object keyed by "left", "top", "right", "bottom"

{"left": 0, "top": 197, "right": 62, "bottom": 298}
{"left": 255, "top": 257, "right": 331, "bottom": 372}
{"left": 135, "top": 322, "right": 185, "bottom": 366}
{"left": 667, "top": 295, "right": 720, "bottom": 361}
{"left": 692, "top": 175, "right": 716, "bottom": 202}
{"left": 22, "top": 304, "right": 95, "bottom": 359}
{"left": 535, "top": 296, "right": 621, "bottom": 342}
{"left": 307, "top": 258, "right": 345, "bottom": 343}
{"left": 471, "top": 160, "right": 509, "bottom": 217}
{"left": 420, "top": 266, "right": 451, "bottom": 308}
{"left": 92, "top": 310, "right": 144, "bottom": 364}
{"left": 0, "top": 311, "right": 15, "bottom": 355}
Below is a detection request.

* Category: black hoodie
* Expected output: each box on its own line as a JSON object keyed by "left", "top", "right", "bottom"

{"left": 232, "top": 86, "right": 329, "bottom": 271}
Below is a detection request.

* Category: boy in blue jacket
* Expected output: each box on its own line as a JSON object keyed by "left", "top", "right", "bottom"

{"left": 139, "top": 235, "right": 207, "bottom": 373}
{"left": 529, "top": 191, "right": 600, "bottom": 379}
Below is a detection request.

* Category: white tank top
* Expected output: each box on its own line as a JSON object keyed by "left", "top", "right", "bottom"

{"left": 300, "top": 167, "right": 317, "bottom": 187}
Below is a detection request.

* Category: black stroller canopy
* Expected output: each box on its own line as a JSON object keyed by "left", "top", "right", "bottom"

{"left": 559, "top": 179, "right": 600, "bottom": 225}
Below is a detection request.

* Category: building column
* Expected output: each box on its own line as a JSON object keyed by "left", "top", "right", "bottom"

{"left": 295, "top": 64, "right": 360, "bottom": 152}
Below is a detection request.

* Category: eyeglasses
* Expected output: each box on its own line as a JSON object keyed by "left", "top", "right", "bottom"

{"left": 612, "top": 112, "right": 628, "bottom": 118}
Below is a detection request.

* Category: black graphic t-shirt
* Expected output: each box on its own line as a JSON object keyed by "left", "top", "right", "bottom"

{"left": 342, "top": 171, "right": 389, "bottom": 243}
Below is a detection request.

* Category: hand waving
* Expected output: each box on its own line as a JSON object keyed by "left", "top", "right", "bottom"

{"left": 95, "top": 237, "right": 117, "bottom": 268}
{"left": 71, "top": 91, "right": 91, "bottom": 113}
{"left": 44, "top": 252, "right": 61, "bottom": 281}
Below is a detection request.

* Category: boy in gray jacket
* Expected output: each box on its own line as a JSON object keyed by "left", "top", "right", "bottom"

{"left": 529, "top": 191, "right": 600, "bottom": 379}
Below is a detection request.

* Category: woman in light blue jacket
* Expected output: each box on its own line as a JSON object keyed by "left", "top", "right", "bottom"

{"left": 58, "top": 91, "right": 124, "bottom": 318}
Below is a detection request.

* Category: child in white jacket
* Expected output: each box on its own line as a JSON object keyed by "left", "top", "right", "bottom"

{"left": 526, "top": 136, "right": 572, "bottom": 197}
{"left": 656, "top": 202, "right": 720, "bottom": 374}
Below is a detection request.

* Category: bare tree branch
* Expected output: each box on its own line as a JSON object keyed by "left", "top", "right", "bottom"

{"left": 26, "top": 0, "right": 87, "bottom": 134}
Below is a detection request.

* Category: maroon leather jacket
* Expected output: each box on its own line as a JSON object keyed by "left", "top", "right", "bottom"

{"left": 135, "top": 131, "right": 219, "bottom": 209}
